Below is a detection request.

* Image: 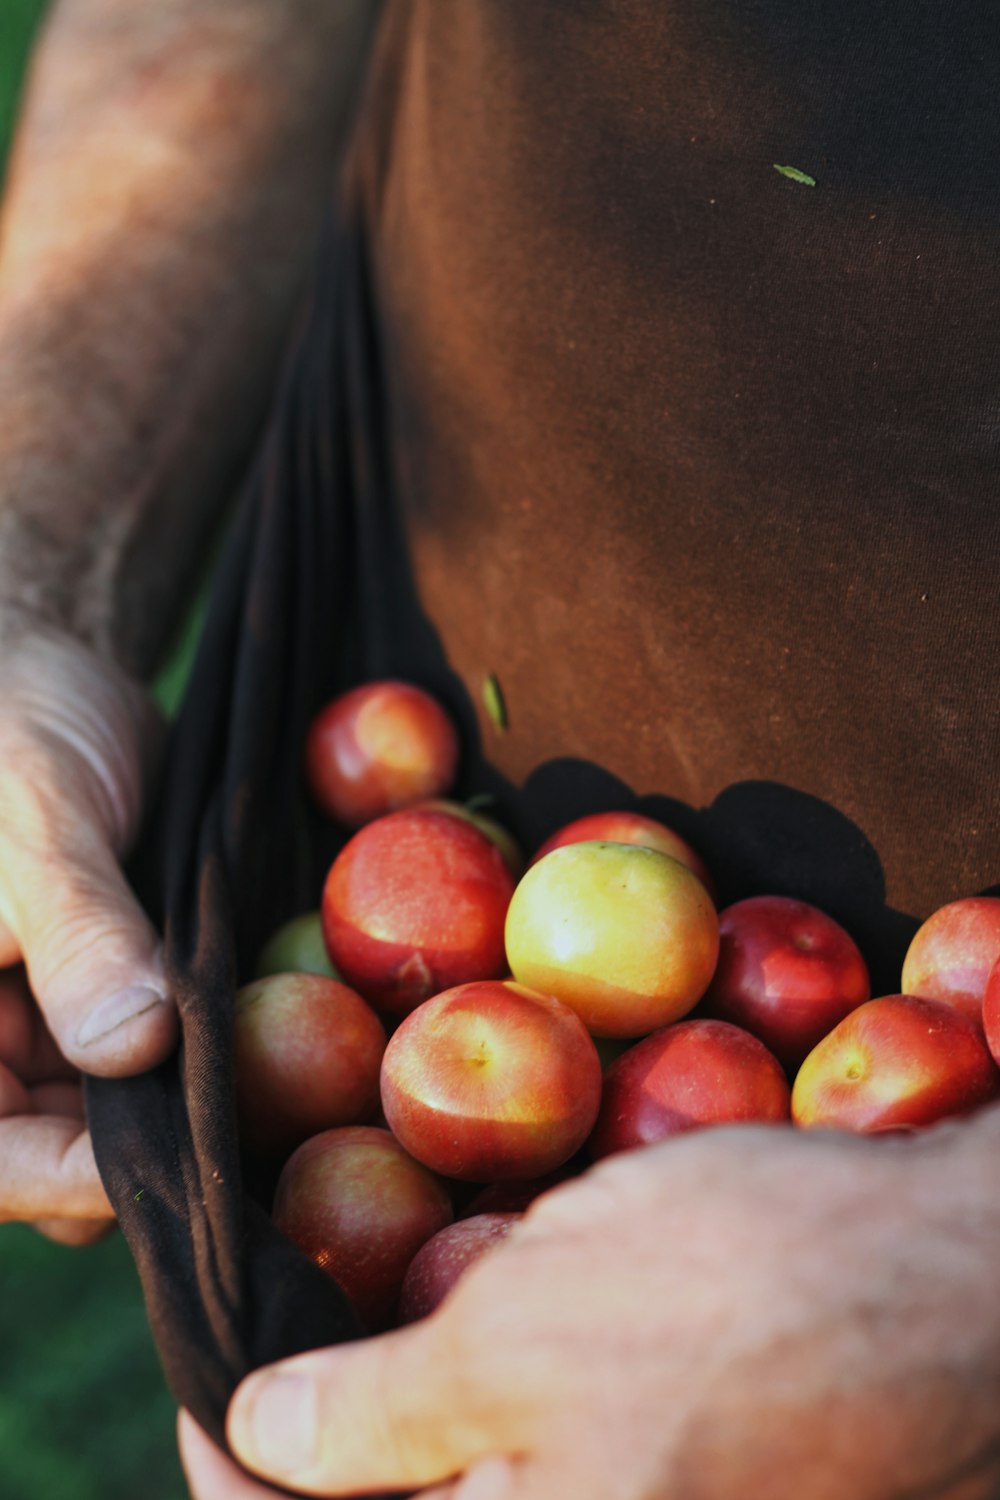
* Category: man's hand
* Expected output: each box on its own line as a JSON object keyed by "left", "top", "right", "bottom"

{"left": 181, "top": 1119, "right": 1000, "bottom": 1500}
{"left": 0, "top": 0, "right": 374, "bottom": 1246}
{"left": 0, "top": 619, "right": 175, "bottom": 1240}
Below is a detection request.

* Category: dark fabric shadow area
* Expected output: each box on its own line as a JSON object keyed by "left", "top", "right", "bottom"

{"left": 503, "top": 759, "right": 918, "bottom": 997}
{"left": 696, "top": 781, "right": 919, "bottom": 996}
{"left": 83, "top": 184, "right": 487, "bottom": 1459}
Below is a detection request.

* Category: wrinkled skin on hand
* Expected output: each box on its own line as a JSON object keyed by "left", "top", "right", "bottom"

{"left": 181, "top": 1119, "right": 1000, "bottom": 1500}
{"left": 0, "top": 621, "right": 175, "bottom": 1242}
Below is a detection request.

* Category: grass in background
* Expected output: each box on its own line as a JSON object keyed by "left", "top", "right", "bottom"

{"left": 0, "top": 4, "right": 188, "bottom": 1496}
{"left": 0, "top": 1228, "right": 186, "bottom": 1500}
{"left": 0, "top": 0, "right": 46, "bottom": 165}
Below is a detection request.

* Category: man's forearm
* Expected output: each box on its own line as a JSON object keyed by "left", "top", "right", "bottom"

{"left": 0, "top": 0, "right": 377, "bottom": 676}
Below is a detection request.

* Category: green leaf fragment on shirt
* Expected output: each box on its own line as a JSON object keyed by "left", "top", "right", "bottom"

{"left": 483, "top": 674, "right": 508, "bottom": 732}
{"left": 773, "top": 164, "right": 817, "bottom": 186}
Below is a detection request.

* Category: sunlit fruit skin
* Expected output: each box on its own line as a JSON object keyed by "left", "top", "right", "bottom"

{"left": 398, "top": 1212, "right": 520, "bottom": 1323}
{"left": 272, "top": 1126, "right": 453, "bottom": 1331}
{"left": 380, "top": 980, "right": 603, "bottom": 1181}
{"left": 900, "top": 897, "right": 1000, "bottom": 1029}
{"left": 791, "top": 995, "right": 1000, "bottom": 1133}
{"left": 589, "top": 1019, "right": 791, "bottom": 1160}
{"left": 255, "top": 911, "right": 341, "bottom": 981}
{"left": 505, "top": 842, "right": 719, "bottom": 1037}
{"left": 983, "top": 956, "right": 1000, "bottom": 1067}
{"left": 322, "top": 809, "right": 516, "bottom": 1014}
{"left": 234, "top": 974, "right": 386, "bottom": 1156}
{"left": 532, "top": 811, "right": 715, "bottom": 899}
{"left": 305, "top": 680, "right": 460, "bottom": 829}
{"left": 698, "top": 896, "right": 870, "bottom": 1071}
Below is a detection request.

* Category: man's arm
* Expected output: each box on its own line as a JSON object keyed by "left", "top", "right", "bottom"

{"left": 0, "top": 0, "right": 377, "bottom": 673}
{"left": 0, "top": 0, "right": 377, "bottom": 1236}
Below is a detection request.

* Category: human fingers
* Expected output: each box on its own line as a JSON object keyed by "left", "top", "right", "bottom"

{"left": 0, "top": 993, "right": 113, "bottom": 1239}
{"left": 0, "top": 808, "right": 175, "bottom": 1076}
{"left": 0, "top": 629, "right": 176, "bottom": 1076}
{"left": 29, "top": 1215, "right": 115, "bottom": 1246}
{"left": 0, "top": 1071, "right": 112, "bottom": 1222}
{"left": 179, "top": 1410, "right": 288, "bottom": 1500}
{"left": 22, "top": 1078, "right": 113, "bottom": 1242}
{"left": 226, "top": 1312, "right": 525, "bottom": 1497}
{"left": 225, "top": 1164, "right": 656, "bottom": 1498}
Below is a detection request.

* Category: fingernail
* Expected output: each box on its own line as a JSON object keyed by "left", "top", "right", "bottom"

{"left": 239, "top": 1371, "right": 319, "bottom": 1477}
{"left": 76, "top": 984, "right": 167, "bottom": 1047}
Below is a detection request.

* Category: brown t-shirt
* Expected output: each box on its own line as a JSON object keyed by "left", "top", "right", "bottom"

{"left": 83, "top": 0, "right": 1000, "bottom": 1432}
{"left": 339, "top": 0, "right": 1000, "bottom": 986}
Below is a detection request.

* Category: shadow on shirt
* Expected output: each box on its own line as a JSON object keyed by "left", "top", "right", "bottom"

{"left": 461, "top": 749, "right": 919, "bottom": 999}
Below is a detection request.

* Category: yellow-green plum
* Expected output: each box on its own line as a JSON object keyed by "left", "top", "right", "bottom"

{"left": 505, "top": 842, "right": 719, "bottom": 1037}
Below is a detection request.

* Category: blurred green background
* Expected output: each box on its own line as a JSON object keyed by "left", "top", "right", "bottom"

{"left": 0, "top": 1, "right": 43, "bottom": 159}
{"left": 0, "top": 4, "right": 192, "bottom": 1495}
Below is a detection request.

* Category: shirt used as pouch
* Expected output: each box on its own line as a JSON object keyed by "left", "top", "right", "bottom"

{"left": 86, "top": 0, "right": 1000, "bottom": 1455}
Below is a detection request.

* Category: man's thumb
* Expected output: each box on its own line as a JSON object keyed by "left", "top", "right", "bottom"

{"left": 0, "top": 829, "right": 176, "bottom": 1077}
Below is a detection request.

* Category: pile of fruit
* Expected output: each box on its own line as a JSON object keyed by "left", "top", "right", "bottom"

{"left": 236, "top": 680, "right": 1000, "bottom": 1332}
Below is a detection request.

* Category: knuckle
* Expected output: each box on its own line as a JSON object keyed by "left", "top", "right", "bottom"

{"left": 369, "top": 1342, "right": 440, "bottom": 1478}
{"left": 0, "top": 724, "right": 131, "bottom": 858}
{"left": 0, "top": 656, "right": 153, "bottom": 859}
{"left": 29, "top": 901, "right": 146, "bottom": 994}
{"left": 423, "top": 1302, "right": 517, "bottom": 1446}
{"left": 0, "top": 797, "right": 139, "bottom": 962}
{"left": 516, "top": 1163, "right": 627, "bottom": 1239}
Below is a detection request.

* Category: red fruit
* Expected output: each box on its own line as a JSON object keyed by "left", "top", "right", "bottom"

{"left": 398, "top": 1213, "right": 519, "bottom": 1323}
{"left": 305, "top": 680, "right": 459, "bottom": 829}
{"left": 588, "top": 1019, "right": 791, "bottom": 1160}
{"left": 322, "top": 808, "right": 516, "bottom": 1014}
{"left": 791, "top": 995, "right": 1000, "bottom": 1133}
{"left": 380, "top": 980, "right": 603, "bottom": 1181}
{"left": 901, "top": 896, "right": 1000, "bottom": 1029}
{"left": 532, "top": 810, "right": 714, "bottom": 898}
{"left": 699, "top": 895, "right": 870, "bottom": 1071}
{"left": 418, "top": 798, "right": 525, "bottom": 879}
{"left": 983, "top": 955, "right": 1000, "bottom": 1068}
{"left": 272, "top": 1126, "right": 453, "bottom": 1331}
{"left": 234, "top": 974, "right": 386, "bottom": 1156}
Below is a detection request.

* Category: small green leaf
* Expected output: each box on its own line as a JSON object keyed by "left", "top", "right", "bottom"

{"left": 482, "top": 674, "right": 508, "bottom": 732}
{"left": 773, "top": 164, "right": 816, "bottom": 186}
{"left": 134, "top": 1189, "right": 145, "bottom": 1203}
